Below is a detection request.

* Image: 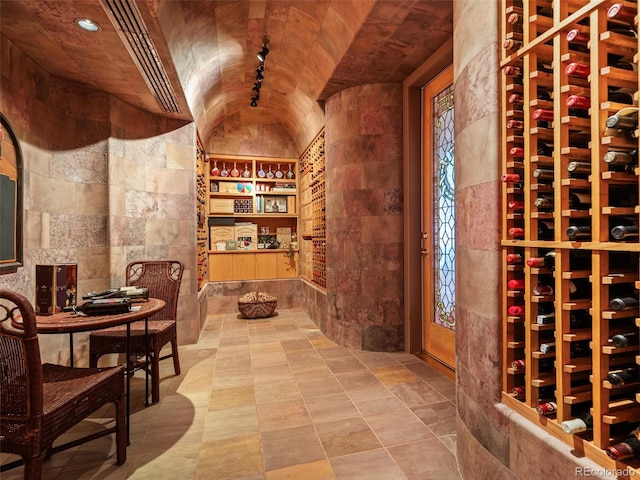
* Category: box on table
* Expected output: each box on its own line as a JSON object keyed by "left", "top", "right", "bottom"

{"left": 35, "top": 263, "right": 77, "bottom": 315}
{"left": 235, "top": 223, "right": 258, "bottom": 250}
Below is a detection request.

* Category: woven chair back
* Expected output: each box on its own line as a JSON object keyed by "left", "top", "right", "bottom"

{"left": 125, "top": 261, "right": 183, "bottom": 321}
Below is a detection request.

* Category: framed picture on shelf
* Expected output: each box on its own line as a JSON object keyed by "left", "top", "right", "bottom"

{"left": 264, "top": 196, "right": 287, "bottom": 213}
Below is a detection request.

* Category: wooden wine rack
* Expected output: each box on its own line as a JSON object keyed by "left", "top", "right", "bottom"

{"left": 299, "top": 129, "right": 326, "bottom": 288}
{"left": 196, "top": 138, "right": 208, "bottom": 290}
{"left": 501, "top": 0, "right": 640, "bottom": 472}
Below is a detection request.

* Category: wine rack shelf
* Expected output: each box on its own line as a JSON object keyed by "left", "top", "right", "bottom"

{"left": 196, "top": 139, "right": 208, "bottom": 291}
{"left": 299, "top": 129, "right": 326, "bottom": 289}
{"left": 501, "top": 0, "right": 640, "bottom": 471}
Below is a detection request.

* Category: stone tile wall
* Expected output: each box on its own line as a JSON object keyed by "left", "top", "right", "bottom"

{"left": 324, "top": 83, "right": 404, "bottom": 351}
{"left": 0, "top": 35, "right": 199, "bottom": 362}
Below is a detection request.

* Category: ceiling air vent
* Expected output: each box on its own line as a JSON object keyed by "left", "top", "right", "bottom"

{"left": 100, "top": 0, "right": 180, "bottom": 113}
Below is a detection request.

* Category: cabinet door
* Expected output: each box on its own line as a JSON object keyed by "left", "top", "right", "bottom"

{"left": 232, "top": 253, "right": 256, "bottom": 280}
{"left": 277, "top": 252, "right": 298, "bottom": 278}
{"left": 256, "top": 253, "right": 278, "bottom": 279}
{"left": 208, "top": 254, "right": 233, "bottom": 281}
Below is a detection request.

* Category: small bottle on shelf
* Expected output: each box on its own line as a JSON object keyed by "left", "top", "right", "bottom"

{"left": 230, "top": 162, "right": 240, "bottom": 177}
{"left": 286, "top": 164, "right": 295, "bottom": 179}
{"left": 266, "top": 165, "right": 275, "bottom": 179}
{"left": 275, "top": 164, "right": 284, "bottom": 179}
{"left": 220, "top": 162, "right": 229, "bottom": 177}
{"left": 242, "top": 163, "right": 251, "bottom": 178}
{"left": 210, "top": 160, "right": 220, "bottom": 177}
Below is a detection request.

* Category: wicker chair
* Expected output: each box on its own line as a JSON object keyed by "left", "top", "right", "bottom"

{"left": 89, "top": 260, "right": 184, "bottom": 404}
{"left": 0, "top": 289, "right": 126, "bottom": 480}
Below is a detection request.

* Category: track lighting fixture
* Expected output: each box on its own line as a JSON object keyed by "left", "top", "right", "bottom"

{"left": 257, "top": 46, "right": 269, "bottom": 62}
{"left": 251, "top": 36, "right": 270, "bottom": 108}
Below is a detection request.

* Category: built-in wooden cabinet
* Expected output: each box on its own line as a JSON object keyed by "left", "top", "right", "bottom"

{"left": 206, "top": 154, "right": 299, "bottom": 282}
{"left": 501, "top": 0, "right": 640, "bottom": 472}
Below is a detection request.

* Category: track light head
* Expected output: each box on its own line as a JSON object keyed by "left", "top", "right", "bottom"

{"left": 250, "top": 96, "right": 259, "bottom": 107}
{"left": 257, "top": 46, "right": 269, "bottom": 62}
{"left": 252, "top": 83, "right": 261, "bottom": 93}
{"left": 255, "top": 65, "right": 264, "bottom": 81}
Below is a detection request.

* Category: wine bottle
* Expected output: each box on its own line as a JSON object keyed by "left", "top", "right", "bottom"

{"left": 566, "top": 28, "right": 589, "bottom": 48}
{"left": 532, "top": 109, "right": 554, "bottom": 122}
{"left": 533, "top": 283, "right": 553, "bottom": 296}
{"left": 568, "top": 192, "right": 591, "bottom": 209}
{"left": 566, "top": 225, "right": 591, "bottom": 240}
{"left": 503, "top": 65, "right": 522, "bottom": 76}
{"left": 503, "top": 39, "right": 522, "bottom": 51}
{"left": 511, "top": 359, "right": 525, "bottom": 371}
{"left": 509, "top": 227, "right": 525, "bottom": 239}
{"left": 537, "top": 142, "right": 554, "bottom": 156}
{"left": 506, "top": 253, "right": 523, "bottom": 264}
{"left": 606, "top": 428, "right": 640, "bottom": 460}
{"left": 532, "top": 168, "right": 553, "bottom": 184}
{"left": 607, "top": 3, "right": 637, "bottom": 26}
{"left": 605, "top": 111, "right": 638, "bottom": 131}
{"left": 508, "top": 305, "right": 524, "bottom": 316}
{"left": 508, "top": 93, "right": 524, "bottom": 105}
{"left": 570, "top": 340, "right": 591, "bottom": 358}
{"left": 510, "top": 146, "right": 525, "bottom": 158}
{"left": 604, "top": 149, "right": 638, "bottom": 170}
{"left": 607, "top": 366, "right": 638, "bottom": 386}
{"left": 610, "top": 296, "right": 639, "bottom": 311}
{"left": 507, "top": 119, "right": 524, "bottom": 130}
{"left": 611, "top": 223, "right": 639, "bottom": 240}
{"left": 534, "top": 196, "right": 553, "bottom": 209}
{"left": 526, "top": 256, "right": 545, "bottom": 267}
{"left": 507, "top": 279, "right": 526, "bottom": 290}
{"left": 570, "top": 311, "right": 591, "bottom": 329}
{"left": 561, "top": 413, "right": 593, "bottom": 434}
{"left": 285, "top": 164, "right": 295, "bottom": 179}
{"left": 536, "top": 311, "right": 555, "bottom": 325}
{"left": 538, "top": 220, "right": 554, "bottom": 240}
{"left": 544, "top": 251, "right": 556, "bottom": 270}
{"left": 565, "top": 62, "right": 589, "bottom": 79}
{"left": 612, "top": 331, "right": 639, "bottom": 347}
{"left": 567, "top": 161, "right": 590, "bottom": 177}
{"left": 539, "top": 341, "right": 555, "bottom": 354}
{"left": 508, "top": 200, "right": 524, "bottom": 211}
{"left": 536, "top": 401, "right": 557, "bottom": 415}
{"left": 512, "top": 386, "right": 525, "bottom": 399}
{"left": 566, "top": 95, "right": 590, "bottom": 109}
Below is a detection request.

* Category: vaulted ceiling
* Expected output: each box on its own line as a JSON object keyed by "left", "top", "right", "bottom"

{"left": 0, "top": 0, "right": 453, "bottom": 153}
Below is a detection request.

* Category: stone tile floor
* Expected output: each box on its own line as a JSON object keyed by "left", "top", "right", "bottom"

{"left": 1, "top": 308, "right": 461, "bottom": 479}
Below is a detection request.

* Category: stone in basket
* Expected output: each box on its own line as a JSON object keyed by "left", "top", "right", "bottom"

{"left": 238, "top": 292, "right": 277, "bottom": 319}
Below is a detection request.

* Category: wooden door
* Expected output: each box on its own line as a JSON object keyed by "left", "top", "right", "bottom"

{"left": 422, "top": 66, "right": 456, "bottom": 370}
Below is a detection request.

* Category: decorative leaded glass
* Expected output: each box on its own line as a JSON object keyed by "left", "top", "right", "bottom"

{"left": 433, "top": 85, "right": 455, "bottom": 330}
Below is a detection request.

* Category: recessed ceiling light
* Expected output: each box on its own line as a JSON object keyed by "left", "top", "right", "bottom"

{"left": 76, "top": 18, "right": 101, "bottom": 32}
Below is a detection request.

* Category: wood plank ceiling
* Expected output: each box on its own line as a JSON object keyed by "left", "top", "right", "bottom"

{"left": 0, "top": 0, "right": 452, "bottom": 152}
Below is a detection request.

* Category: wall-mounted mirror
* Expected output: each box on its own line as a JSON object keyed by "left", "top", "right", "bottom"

{"left": 0, "top": 114, "right": 23, "bottom": 272}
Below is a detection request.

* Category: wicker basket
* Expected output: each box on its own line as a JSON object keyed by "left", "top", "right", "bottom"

{"left": 238, "top": 292, "right": 277, "bottom": 319}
